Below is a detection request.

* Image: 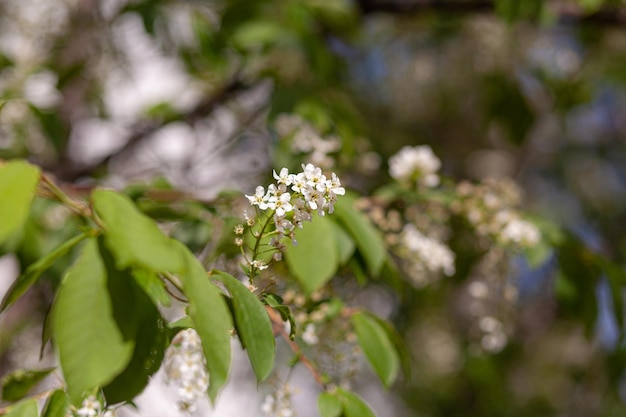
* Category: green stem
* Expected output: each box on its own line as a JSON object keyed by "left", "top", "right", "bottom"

{"left": 249, "top": 210, "right": 276, "bottom": 282}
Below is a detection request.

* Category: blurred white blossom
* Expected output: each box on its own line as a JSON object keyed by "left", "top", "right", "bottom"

{"left": 163, "top": 329, "right": 209, "bottom": 413}
{"left": 389, "top": 145, "right": 441, "bottom": 187}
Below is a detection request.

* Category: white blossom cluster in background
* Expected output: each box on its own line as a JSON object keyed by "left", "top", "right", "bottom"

{"left": 274, "top": 114, "right": 341, "bottom": 169}
{"left": 163, "top": 329, "right": 209, "bottom": 413}
{"left": 260, "top": 383, "right": 296, "bottom": 417}
{"left": 464, "top": 248, "right": 518, "bottom": 354}
{"left": 399, "top": 224, "right": 456, "bottom": 287}
{"left": 388, "top": 145, "right": 442, "bottom": 188}
{"left": 70, "top": 395, "right": 114, "bottom": 417}
{"left": 453, "top": 178, "right": 541, "bottom": 249}
{"left": 281, "top": 289, "right": 361, "bottom": 390}
{"left": 477, "top": 315, "right": 508, "bottom": 353}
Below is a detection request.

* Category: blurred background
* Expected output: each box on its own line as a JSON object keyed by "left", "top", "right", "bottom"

{"left": 2, "top": 0, "right": 626, "bottom": 416}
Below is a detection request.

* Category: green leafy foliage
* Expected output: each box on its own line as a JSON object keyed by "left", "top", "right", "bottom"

{"left": 333, "top": 193, "right": 386, "bottom": 276}
{"left": 351, "top": 312, "right": 400, "bottom": 388}
{"left": 212, "top": 270, "right": 276, "bottom": 382}
{"left": 339, "top": 390, "right": 377, "bottom": 417}
{"left": 91, "top": 189, "right": 183, "bottom": 273}
{"left": 318, "top": 389, "right": 377, "bottom": 417}
{"left": 1, "top": 231, "right": 92, "bottom": 312}
{"left": 174, "top": 242, "right": 233, "bottom": 402}
{"left": 51, "top": 239, "right": 134, "bottom": 404}
{"left": 262, "top": 293, "right": 297, "bottom": 340}
{"left": 285, "top": 214, "right": 339, "bottom": 294}
{"left": 318, "top": 392, "right": 343, "bottom": 417}
{"left": 131, "top": 268, "right": 171, "bottom": 307}
{"left": 97, "top": 241, "right": 169, "bottom": 404}
{"left": 41, "top": 390, "right": 69, "bottom": 417}
{"left": 1, "top": 368, "right": 55, "bottom": 402}
{"left": 0, "top": 160, "right": 40, "bottom": 244}
{"left": 1, "top": 399, "right": 38, "bottom": 417}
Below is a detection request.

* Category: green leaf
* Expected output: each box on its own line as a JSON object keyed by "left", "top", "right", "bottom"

{"left": 338, "top": 389, "right": 377, "bottom": 417}
{"left": 173, "top": 242, "right": 233, "bottom": 402}
{"left": 318, "top": 392, "right": 342, "bottom": 417}
{"left": 41, "top": 390, "right": 69, "bottom": 417}
{"left": 51, "top": 239, "right": 134, "bottom": 404}
{"left": 330, "top": 219, "right": 355, "bottom": 265}
{"left": 132, "top": 268, "right": 171, "bottom": 307}
{"left": 284, "top": 214, "right": 339, "bottom": 294}
{"left": 262, "top": 293, "right": 297, "bottom": 340}
{"left": 368, "top": 313, "right": 411, "bottom": 381}
{"left": 1, "top": 368, "right": 55, "bottom": 402}
{"left": 0, "top": 160, "right": 40, "bottom": 244}
{"left": 351, "top": 312, "right": 400, "bottom": 388}
{"left": 231, "top": 21, "right": 288, "bottom": 50}
{"left": 212, "top": 270, "right": 275, "bottom": 382}
{"left": 1, "top": 231, "right": 93, "bottom": 312}
{"left": 333, "top": 193, "right": 386, "bottom": 277}
{"left": 99, "top": 245, "right": 169, "bottom": 404}
{"left": 1, "top": 398, "right": 38, "bottom": 417}
{"left": 92, "top": 189, "right": 183, "bottom": 273}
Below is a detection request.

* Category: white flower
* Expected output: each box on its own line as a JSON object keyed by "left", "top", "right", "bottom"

{"left": 302, "top": 324, "right": 319, "bottom": 345}
{"left": 325, "top": 172, "right": 345, "bottom": 196}
{"left": 268, "top": 192, "right": 294, "bottom": 217}
{"left": 498, "top": 218, "right": 540, "bottom": 247}
{"left": 77, "top": 397, "right": 100, "bottom": 417}
{"left": 389, "top": 145, "right": 441, "bottom": 187}
{"left": 261, "top": 384, "right": 296, "bottom": 417}
{"left": 246, "top": 186, "right": 270, "bottom": 210}
{"left": 401, "top": 224, "right": 455, "bottom": 278}
{"left": 273, "top": 168, "right": 294, "bottom": 186}
{"left": 251, "top": 259, "right": 269, "bottom": 271}
{"left": 164, "top": 329, "right": 209, "bottom": 412}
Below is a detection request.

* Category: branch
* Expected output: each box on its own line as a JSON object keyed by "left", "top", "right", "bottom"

{"left": 54, "top": 77, "right": 249, "bottom": 181}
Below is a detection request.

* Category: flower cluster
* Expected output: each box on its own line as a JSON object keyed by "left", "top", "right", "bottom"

{"left": 275, "top": 114, "right": 341, "bottom": 168}
{"left": 163, "top": 329, "right": 209, "bottom": 413}
{"left": 70, "top": 396, "right": 114, "bottom": 417}
{"left": 477, "top": 315, "right": 508, "bottom": 353}
{"left": 463, "top": 248, "right": 518, "bottom": 354}
{"left": 260, "top": 383, "right": 296, "bottom": 417}
{"left": 245, "top": 164, "right": 345, "bottom": 238}
{"left": 400, "top": 224, "right": 456, "bottom": 286}
{"left": 389, "top": 145, "right": 441, "bottom": 187}
{"left": 453, "top": 178, "right": 540, "bottom": 249}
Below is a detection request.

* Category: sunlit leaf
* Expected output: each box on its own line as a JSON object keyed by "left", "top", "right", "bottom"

{"left": 338, "top": 389, "right": 377, "bottom": 417}
{"left": 2, "top": 398, "right": 38, "bottom": 417}
{"left": 99, "top": 246, "right": 169, "bottom": 405}
{"left": 0, "top": 160, "right": 40, "bottom": 244}
{"left": 352, "top": 312, "right": 400, "bottom": 388}
{"left": 174, "top": 242, "right": 233, "bottom": 402}
{"left": 132, "top": 268, "right": 171, "bottom": 307}
{"left": 92, "top": 189, "right": 183, "bottom": 273}
{"left": 331, "top": 219, "right": 355, "bottom": 265}
{"left": 318, "top": 392, "right": 342, "bottom": 417}
{"left": 333, "top": 193, "right": 385, "bottom": 277}
{"left": 212, "top": 270, "right": 275, "bottom": 382}
{"left": 41, "top": 390, "right": 69, "bottom": 417}
{"left": 285, "top": 214, "right": 339, "bottom": 294}
{"left": 1, "top": 368, "right": 55, "bottom": 402}
{"left": 51, "top": 239, "right": 134, "bottom": 404}
{"left": 1, "top": 231, "right": 93, "bottom": 312}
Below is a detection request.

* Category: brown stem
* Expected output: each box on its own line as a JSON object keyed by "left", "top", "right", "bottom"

{"left": 265, "top": 306, "right": 325, "bottom": 386}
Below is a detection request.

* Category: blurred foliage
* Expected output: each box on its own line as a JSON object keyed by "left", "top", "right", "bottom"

{"left": 2, "top": 0, "right": 626, "bottom": 416}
